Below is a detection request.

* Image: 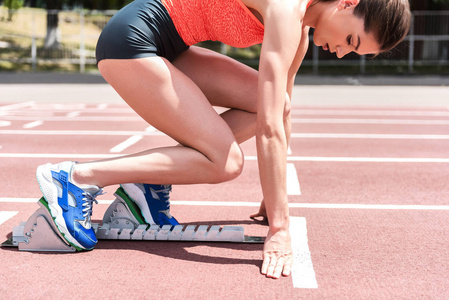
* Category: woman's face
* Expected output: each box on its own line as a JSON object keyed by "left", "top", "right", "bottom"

{"left": 313, "top": 0, "right": 380, "bottom": 58}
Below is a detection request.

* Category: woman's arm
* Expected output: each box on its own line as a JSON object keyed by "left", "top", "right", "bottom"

{"left": 250, "top": 26, "right": 310, "bottom": 224}
{"left": 256, "top": 0, "right": 305, "bottom": 279}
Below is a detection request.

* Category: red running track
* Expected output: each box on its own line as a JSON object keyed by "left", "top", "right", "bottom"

{"left": 1, "top": 101, "right": 449, "bottom": 299}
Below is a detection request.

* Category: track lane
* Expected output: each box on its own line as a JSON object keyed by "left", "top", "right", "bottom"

{"left": 1, "top": 101, "right": 449, "bottom": 298}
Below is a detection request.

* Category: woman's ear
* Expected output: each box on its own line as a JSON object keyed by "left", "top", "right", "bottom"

{"left": 336, "top": 0, "right": 360, "bottom": 11}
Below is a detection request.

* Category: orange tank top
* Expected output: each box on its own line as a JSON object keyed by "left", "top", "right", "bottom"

{"left": 161, "top": 0, "right": 265, "bottom": 48}
{"left": 161, "top": 0, "right": 313, "bottom": 48}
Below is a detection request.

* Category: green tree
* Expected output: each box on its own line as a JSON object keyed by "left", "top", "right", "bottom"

{"left": 4, "top": 0, "right": 24, "bottom": 21}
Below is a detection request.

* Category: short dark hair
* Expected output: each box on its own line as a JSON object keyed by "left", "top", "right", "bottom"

{"left": 314, "top": 0, "right": 411, "bottom": 52}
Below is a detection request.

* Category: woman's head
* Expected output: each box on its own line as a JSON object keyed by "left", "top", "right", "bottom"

{"left": 309, "top": 0, "right": 411, "bottom": 58}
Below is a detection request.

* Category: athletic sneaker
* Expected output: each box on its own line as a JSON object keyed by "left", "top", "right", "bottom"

{"left": 36, "top": 161, "right": 103, "bottom": 250}
{"left": 120, "top": 183, "right": 180, "bottom": 226}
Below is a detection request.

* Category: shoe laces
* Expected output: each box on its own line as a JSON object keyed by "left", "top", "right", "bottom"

{"left": 81, "top": 189, "right": 105, "bottom": 222}
{"left": 158, "top": 185, "right": 172, "bottom": 206}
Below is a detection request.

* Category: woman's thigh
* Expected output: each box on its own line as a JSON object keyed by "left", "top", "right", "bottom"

{"left": 98, "top": 56, "right": 241, "bottom": 164}
{"left": 172, "top": 46, "right": 258, "bottom": 113}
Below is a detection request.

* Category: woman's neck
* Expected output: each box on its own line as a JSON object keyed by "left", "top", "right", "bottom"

{"left": 303, "top": 1, "right": 327, "bottom": 28}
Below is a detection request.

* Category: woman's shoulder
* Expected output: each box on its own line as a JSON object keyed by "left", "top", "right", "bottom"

{"left": 240, "top": 0, "right": 307, "bottom": 18}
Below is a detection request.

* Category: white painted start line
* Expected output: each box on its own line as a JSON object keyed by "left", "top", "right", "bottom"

{"left": 287, "top": 163, "right": 301, "bottom": 195}
{"left": 0, "top": 211, "right": 18, "bottom": 226}
{"left": 290, "top": 217, "right": 318, "bottom": 289}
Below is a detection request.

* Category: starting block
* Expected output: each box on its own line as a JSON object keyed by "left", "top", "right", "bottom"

{"left": 2, "top": 190, "right": 264, "bottom": 252}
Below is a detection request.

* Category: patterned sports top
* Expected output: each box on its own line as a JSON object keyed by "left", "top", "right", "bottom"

{"left": 161, "top": 0, "right": 265, "bottom": 48}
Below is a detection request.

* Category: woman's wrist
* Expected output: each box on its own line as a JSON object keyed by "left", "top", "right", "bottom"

{"left": 268, "top": 215, "right": 290, "bottom": 232}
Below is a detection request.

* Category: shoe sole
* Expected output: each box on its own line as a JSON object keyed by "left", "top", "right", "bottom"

{"left": 120, "top": 184, "right": 156, "bottom": 224}
{"left": 36, "top": 163, "right": 85, "bottom": 251}
{"left": 115, "top": 187, "right": 147, "bottom": 225}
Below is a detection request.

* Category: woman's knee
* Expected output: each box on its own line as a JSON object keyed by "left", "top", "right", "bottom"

{"left": 208, "top": 142, "right": 244, "bottom": 184}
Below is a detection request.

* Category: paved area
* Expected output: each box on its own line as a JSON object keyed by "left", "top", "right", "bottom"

{"left": 0, "top": 72, "right": 448, "bottom": 107}
{"left": 0, "top": 71, "right": 448, "bottom": 86}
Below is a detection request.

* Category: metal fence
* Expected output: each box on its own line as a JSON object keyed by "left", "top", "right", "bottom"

{"left": 0, "top": 8, "right": 448, "bottom": 74}
{"left": 0, "top": 8, "right": 111, "bottom": 72}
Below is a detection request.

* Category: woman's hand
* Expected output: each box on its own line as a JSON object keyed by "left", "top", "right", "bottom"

{"left": 261, "top": 228, "right": 293, "bottom": 279}
{"left": 250, "top": 199, "right": 268, "bottom": 223}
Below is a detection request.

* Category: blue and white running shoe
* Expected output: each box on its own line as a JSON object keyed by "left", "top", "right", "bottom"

{"left": 120, "top": 183, "right": 179, "bottom": 226}
{"left": 36, "top": 161, "right": 103, "bottom": 250}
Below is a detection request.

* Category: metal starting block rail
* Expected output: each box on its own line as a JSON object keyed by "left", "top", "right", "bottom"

{"left": 2, "top": 192, "right": 264, "bottom": 252}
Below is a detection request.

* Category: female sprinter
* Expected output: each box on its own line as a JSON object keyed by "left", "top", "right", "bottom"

{"left": 36, "top": 0, "right": 411, "bottom": 279}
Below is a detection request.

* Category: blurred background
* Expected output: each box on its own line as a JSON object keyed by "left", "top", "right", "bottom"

{"left": 0, "top": 0, "right": 448, "bottom": 75}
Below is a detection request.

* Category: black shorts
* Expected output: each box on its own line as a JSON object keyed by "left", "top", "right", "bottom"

{"left": 95, "top": 0, "right": 189, "bottom": 63}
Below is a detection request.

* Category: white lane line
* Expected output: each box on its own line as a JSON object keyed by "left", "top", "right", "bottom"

{"left": 110, "top": 135, "right": 143, "bottom": 153}
{"left": 0, "top": 121, "right": 11, "bottom": 127}
{"left": 4, "top": 115, "right": 449, "bottom": 125}
{"left": 0, "top": 130, "right": 163, "bottom": 136}
{"left": 29, "top": 105, "right": 126, "bottom": 113}
{"left": 292, "top": 118, "right": 449, "bottom": 125}
{"left": 97, "top": 104, "right": 109, "bottom": 110}
{"left": 66, "top": 111, "right": 80, "bottom": 118}
{"left": 23, "top": 120, "right": 43, "bottom": 129}
{"left": 53, "top": 103, "right": 86, "bottom": 110}
{"left": 0, "top": 211, "right": 18, "bottom": 226}
{"left": 1, "top": 153, "right": 449, "bottom": 163}
{"left": 0, "top": 111, "right": 54, "bottom": 117}
{"left": 287, "top": 146, "right": 292, "bottom": 155}
{"left": 4, "top": 130, "right": 449, "bottom": 140}
{"left": 290, "top": 217, "right": 318, "bottom": 289}
{"left": 0, "top": 116, "right": 142, "bottom": 121}
{"left": 287, "top": 163, "right": 301, "bottom": 195}
{"left": 0, "top": 153, "right": 116, "bottom": 159}
{"left": 2, "top": 198, "right": 449, "bottom": 210}
{"left": 281, "top": 157, "right": 449, "bottom": 163}
{"left": 146, "top": 126, "right": 158, "bottom": 132}
{"left": 292, "top": 109, "right": 449, "bottom": 117}
{"left": 172, "top": 201, "right": 449, "bottom": 210}
{"left": 290, "top": 133, "right": 449, "bottom": 140}
{"left": 248, "top": 156, "right": 449, "bottom": 163}
{"left": 0, "top": 101, "right": 35, "bottom": 111}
